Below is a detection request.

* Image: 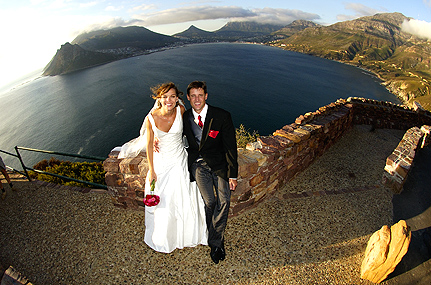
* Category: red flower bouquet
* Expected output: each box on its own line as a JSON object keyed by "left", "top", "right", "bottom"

{"left": 143, "top": 179, "right": 160, "bottom": 207}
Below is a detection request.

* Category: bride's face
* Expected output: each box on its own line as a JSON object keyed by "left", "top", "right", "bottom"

{"left": 159, "top": 88, "right": 178, "bottom": 111}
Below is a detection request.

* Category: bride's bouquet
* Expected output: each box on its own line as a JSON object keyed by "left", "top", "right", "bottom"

{"left": 143, "top": 179, "right": 160, "bottom": 207}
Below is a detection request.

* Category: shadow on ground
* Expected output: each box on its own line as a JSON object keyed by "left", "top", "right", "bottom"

{"left": 387, "top": 145, "right": 431, "bottom": 284}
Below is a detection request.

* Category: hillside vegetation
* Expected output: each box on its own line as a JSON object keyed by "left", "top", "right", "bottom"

{"left": 270, "top": 13, "right": 431, "bottom": 110}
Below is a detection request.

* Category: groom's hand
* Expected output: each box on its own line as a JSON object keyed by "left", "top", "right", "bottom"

{"left": 229, "top": 178, "right": 237, "bottom": 191}
{"left": 153, "top": 137, "right": 160, "bottom": 153}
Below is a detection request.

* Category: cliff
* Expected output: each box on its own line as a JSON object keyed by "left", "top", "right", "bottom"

{"left": 44, "top": 26, "right": 181, "bottom": 76}
{"left": 43, "top": 43, "right": 119, "bottom": 76}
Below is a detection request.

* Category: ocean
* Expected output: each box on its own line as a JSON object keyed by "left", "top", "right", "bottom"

{"left": 0, "top": 42, "right": 399, "bottom": 168}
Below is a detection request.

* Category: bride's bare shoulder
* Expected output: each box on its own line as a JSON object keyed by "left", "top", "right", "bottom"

{"left": 151, "top": 108, "right": 162, "bottom": 118}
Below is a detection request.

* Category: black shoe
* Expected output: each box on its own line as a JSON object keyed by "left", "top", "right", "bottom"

{"left": 210, "top": 246, "right": 224, "bottom": 264}
{"left": 219, "top": 245, "right": 226, "bottom": 261}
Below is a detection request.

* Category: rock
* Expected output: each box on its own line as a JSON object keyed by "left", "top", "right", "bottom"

{"left": 240, "top": 149, "right": 268, "bottom": 166}
{"left": 1, "top": 266, "right": 33, "bottom": 285}
{"left": 360, "top": 220, "right": 411, "bottom": 283}
{"left": 361, "top": 225, "right": 391, "bottom": 278}
{"left": 421, "top": 125, "right": 431, "bottom": 147}
{"left": 273, "top": 129, "right": 301, "bottom": 143}
{"left": 246, "top": 140, "right": 262, "bottom": 151}
{"left": 257, "top": 136, "right": 283, "bottom": 149}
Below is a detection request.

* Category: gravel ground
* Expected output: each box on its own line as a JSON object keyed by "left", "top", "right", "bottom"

{"left": 0, "top": 125, "right": 409, "bottom": 284}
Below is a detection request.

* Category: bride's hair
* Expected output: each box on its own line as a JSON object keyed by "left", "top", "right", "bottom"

{"left": 151, "top": 82, "right": 184, "bottom": 108}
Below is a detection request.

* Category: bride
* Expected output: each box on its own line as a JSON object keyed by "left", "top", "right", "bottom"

{"left": 119, "top": 82, "right": 207, "bottom": 253}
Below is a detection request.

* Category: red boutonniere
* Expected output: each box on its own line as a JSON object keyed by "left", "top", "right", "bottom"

{"left": 143, "top": 179, "right": 160, "bottom": 207}
{"left": 208, "top": 130, "right": 219, "bottom": 138}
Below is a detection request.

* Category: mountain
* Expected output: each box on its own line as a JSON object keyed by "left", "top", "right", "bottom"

{"left": 273, "top": 13, "right": 431, "bottom": 109}
{"left": 71, "top": 26, "right": 179, "bottom": 51}
{"left": 174, "top": 25, "right": 214, "bottom": 39}
{"left": 174, "top": 21, "right": 285, "bottom": 41}
{"left": 216, "top": 21, "right": 284, "bottom": 35}
{"left": 44, "top": 22, "right": 289, "bottom": 76}
{"left": 272, "top": 20, "right": 321, "bottom": 38}
{"left": 212, "top": 21, "right": 284, "bottom": 41}
{"left": 44, "top": 26, "right": 181, "bottom": 76}
{"left": 42, "top": 43, "right": 120, "bottom": 76}
{"left": 277, "top": 13, "right": 410, "bottom": 60}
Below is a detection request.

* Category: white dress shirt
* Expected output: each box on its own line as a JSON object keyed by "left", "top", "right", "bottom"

{"left": 192, "top": 104, "right": 208, "bottom": 127}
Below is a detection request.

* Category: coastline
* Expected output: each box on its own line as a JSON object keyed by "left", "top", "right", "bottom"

{"left": 342, "top": 62, "right": 406, "bottom": 105}
{"left": 266, "top": 43, "right": 430, "bottom": 111}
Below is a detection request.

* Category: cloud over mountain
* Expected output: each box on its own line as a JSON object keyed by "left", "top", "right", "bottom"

{"left": 130, "top": 5, "right": 320, "bottom": 26}
{"left": 402, "top": 19, "right": 431, "bottom": 40}
{"left": 337, "top": 3, "right": 385, "bottom": 21}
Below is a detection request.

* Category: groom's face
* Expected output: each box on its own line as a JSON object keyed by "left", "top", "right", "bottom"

{"left": 187, "top": 88, "right": 208, "bottom": 114}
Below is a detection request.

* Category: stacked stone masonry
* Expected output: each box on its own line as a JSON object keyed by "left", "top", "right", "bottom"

{"left": 382, "top": 125, "right": 431, "bottom": 193}
{"left": 103, "top": 97, "right": 431, "bottom": 216}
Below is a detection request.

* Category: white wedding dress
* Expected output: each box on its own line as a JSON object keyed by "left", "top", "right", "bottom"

{"left": 144, "top": 105, "right": 208, "bottom": 253}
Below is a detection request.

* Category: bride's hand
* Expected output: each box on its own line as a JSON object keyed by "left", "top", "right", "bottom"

{"left": 148, "top": 171, "right": 157, "bottom": 184}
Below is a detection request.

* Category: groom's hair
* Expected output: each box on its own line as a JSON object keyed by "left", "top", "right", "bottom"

{"left": 187, "top": 81, "right": 207, "bottom": 95}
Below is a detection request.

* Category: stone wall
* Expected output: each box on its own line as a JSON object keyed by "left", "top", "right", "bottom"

{"left": 382, "top": 125, "right": 431, "bottom": 193}
{"left": 103, "top": 152, "right": 148, "bottom": 210}
{"left": 103, "top": 97, "right": 431, "bottom": 216}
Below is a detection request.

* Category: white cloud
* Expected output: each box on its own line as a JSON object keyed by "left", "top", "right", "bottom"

{"left": 131, "top": 5, "right": 319, "bottom": 27}
{"left": 424, "top": 0, "right": 431, "bottom": 7}
{"left": 74, "top": 17, "right": 133, "bottom": 34}
{"left": 80, "top": 1, "right": 98, "bottom": 8}
{"left": 401, "top": 19, "right": 431, "bottom": 40}
{"left": 230, "top": 7, "right": 320, "bottom": 25}
{"left": 132, "top": 4, "right": 158, "bottom": 12}
{"left": 345, "top": 3, "right": 382, "bottom": 16}
{"left": 132, "top": 6, "right": 254, "bottom": 26}
{"left": 337, "top": 3, "right": 385, "bottom": 21}
{"left": 106, "top": 5, "right": 124, "bottom": 12}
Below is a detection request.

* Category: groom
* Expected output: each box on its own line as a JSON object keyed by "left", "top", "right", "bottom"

{"left": 183, "top": 81, "right": 238, "bottom": 264}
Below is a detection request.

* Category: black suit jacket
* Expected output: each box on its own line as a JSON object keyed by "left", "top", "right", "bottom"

{"left": 183, "top": 104, "right": 238, "bottom": 182}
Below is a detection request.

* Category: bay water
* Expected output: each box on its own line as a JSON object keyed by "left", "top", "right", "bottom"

{"left": 0, "top": 43, "right": 399, "bottom": 168}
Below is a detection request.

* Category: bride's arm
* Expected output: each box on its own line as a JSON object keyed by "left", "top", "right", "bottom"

{"left": 146, "top": 119, "right": 157, "bottom": 184}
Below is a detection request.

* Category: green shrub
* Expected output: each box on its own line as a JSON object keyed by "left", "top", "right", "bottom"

{"left": 236, "top": 124, "right": 260, "bottom": 149}
{"left": 30, "top": 158, "right": 106, "bottom": 188}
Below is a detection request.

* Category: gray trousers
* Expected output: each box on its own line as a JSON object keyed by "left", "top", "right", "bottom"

{"left": 191, "top": 160, "right": 230, "bottom": 248}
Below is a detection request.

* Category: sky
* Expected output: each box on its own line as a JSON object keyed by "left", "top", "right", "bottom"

{"left": 1, "top": 0, "right": 431, "bottom": 90}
